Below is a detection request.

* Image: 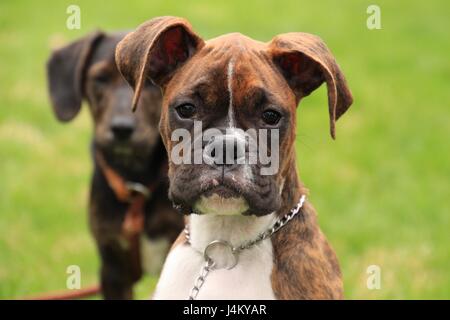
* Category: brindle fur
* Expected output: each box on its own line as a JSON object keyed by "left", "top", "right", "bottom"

{"left": 47, "top": 31, "right": 183, "bottom": 299}
{"left": 115, "top": 17, "right": 352, "bottom": 299}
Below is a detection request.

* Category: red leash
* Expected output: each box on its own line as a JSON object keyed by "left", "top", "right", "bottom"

{"left": 23, "top": 284, "right": 101, "bottom": 300}
{"left": 22, "top": 153, "right": 165, "bottom": 300}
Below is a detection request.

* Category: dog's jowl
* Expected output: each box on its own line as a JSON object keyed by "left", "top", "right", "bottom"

{"left": 47, "top": 31, "right": 183, "bottom": 299}
{"left": 116, "top": 16, "right": 353, "bottom": 299}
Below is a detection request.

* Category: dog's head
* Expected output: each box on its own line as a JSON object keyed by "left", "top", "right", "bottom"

{"left": 116, "top": 17, "right": 352, "bottom": 216}
{"left": 47, "top": 31, "right": 163, "bottom": 172}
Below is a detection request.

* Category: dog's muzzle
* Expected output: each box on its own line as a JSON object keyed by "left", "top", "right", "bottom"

{"left": 202, "top": 132, "right": 248, "bottom": 170}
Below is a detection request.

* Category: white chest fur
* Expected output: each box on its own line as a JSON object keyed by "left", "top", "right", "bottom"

{"left": 152, "top": 213, "right": 277, "bottom": 300}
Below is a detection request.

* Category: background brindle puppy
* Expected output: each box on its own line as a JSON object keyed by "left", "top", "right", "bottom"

{"left": 46, "top": 31, "right": 183, "bottom": 299}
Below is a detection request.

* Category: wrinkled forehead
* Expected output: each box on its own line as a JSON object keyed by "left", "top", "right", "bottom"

{"left": 164, "top": 33, "right": 295, "bottom": 109}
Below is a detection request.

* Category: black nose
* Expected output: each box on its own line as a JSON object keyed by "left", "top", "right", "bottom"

{"left": 111, "top": 117, "right": 135, "bottom": 140}
{"left": 203, "top": 134, "right": 247, "bottom": 169}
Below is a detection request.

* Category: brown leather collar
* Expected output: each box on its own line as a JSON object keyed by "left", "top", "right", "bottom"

{"left": 95, "top": 151, "right": 162, "bottom": 237}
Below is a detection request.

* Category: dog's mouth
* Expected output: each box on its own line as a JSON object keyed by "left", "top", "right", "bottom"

{"left": 193, "top": 184, "right": 249, "bottom": 216}
{"left": 108, "top": 143, "right": 141, "bottom": 161}
{"left": 202, "top": 183, "right": 241, "bottom": 199}
{"left": 112, "top": 144, "right": 133, "bottom": 156}
{"left": 194, "top": 193, "right": 249, "bottom": 216}
{"left": 170, "top": 168, "right": 281, "bottom": 217}
{"left": 95, "top": 140, "right": 155, "bottom": 172}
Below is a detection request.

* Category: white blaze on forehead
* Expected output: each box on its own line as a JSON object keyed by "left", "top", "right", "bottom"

{"left": 227, "top": 58, "right": 235, "bottom": 128}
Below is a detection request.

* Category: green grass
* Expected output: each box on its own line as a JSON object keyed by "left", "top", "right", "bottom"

{"left": 0, "top": 0, "right": 449, "bottom": 299}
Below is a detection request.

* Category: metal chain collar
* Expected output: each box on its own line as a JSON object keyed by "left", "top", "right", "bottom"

{"left": 185, "top": 194, "right": 306, "bottom": 300}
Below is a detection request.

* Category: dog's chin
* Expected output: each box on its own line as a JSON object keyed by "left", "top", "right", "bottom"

{"left": 170, "top": 168, "right": 283, "bottom": 216}
{"left": 96, "top": 141, "right": 153, "bottom": 172}
{"left": 193, "top": 190, "right": 249, "bottom": 216}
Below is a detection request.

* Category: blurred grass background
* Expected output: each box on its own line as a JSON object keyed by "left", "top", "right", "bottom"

{"left": 0, "top": 0, "right": 449, "bottom": 299}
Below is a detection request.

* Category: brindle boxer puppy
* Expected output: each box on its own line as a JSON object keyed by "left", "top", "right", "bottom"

{"left": 116, "top": 16, "right": 353, "bottom": 299}
{"left": 47, "top": 30, "right": 183, "bottom": 299}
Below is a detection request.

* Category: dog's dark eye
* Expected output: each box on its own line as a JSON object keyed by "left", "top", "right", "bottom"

{"left": 176, "top": 103, "right": 196, "bottom": 119}
{"left": 261, "top": 109, "right": 282, "bottom": 125}
{"left": 93, "top": 73, "right": 110, "bottom": 84}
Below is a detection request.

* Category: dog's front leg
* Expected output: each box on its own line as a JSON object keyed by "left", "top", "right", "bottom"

{"left": 98, "top": 241, "right": 135, "bottom": 300}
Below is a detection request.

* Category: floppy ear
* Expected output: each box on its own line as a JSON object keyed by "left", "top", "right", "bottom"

{"left": 46, "top": 31, "right": 104, "bottom": 122}
{"left": 268, "top": 33, "right": 353, "bottom": 139}
{"left": 115, "top": 16, "right": 204, "bottom": 111}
